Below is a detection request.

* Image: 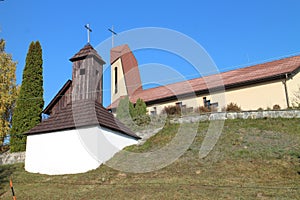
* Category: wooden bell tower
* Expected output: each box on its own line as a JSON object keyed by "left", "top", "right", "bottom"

{"left": 70, "top": 43, "right": 106, "bottom": 104}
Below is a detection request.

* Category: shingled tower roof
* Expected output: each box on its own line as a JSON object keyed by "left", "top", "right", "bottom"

{"left": 70, "top": 43, "right": 105, "bottom": 64}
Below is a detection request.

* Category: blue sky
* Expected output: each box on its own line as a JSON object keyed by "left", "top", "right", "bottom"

{"left": 1, "top": 0, "right": 300, "bottom": 107}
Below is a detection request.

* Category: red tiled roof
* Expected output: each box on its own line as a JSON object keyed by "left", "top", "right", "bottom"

{"left": 107, "top": 55, "right": 300, "bottom": 109}
{"left": 70, "top": 43, "right": 105, "bottom": 65}
{"left": 111, "top": 45, "right": 143, "bottom": 96}
{"left": 27, "top": 100, "right": 140, "bottom": 139}
{"left": 110, "top": 44, "right": 131, "bottom": 64}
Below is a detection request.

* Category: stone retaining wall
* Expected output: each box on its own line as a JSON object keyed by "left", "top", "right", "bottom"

{"left": 172, "top": 110, "right": 300, "bottom": 123}
{"left": 0, "top": 151, "right": 25, "bottom": 165}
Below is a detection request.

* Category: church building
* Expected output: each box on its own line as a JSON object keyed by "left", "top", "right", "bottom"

{"left": 23, "top": 39, "right": 300, "bottom": 174}
{"left": 108, "top": 44, "right": 300, "bottom": 114}
{"left": 24, "top": 43, "right": 140, "bottom": 175}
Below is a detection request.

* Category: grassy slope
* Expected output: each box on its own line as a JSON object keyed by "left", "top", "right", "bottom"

{"left": 0, "top": 118, "right": 300, "bottom": 199}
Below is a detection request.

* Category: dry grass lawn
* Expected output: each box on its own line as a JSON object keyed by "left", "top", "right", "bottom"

{"left": 0, "top": 118, "right": 299, "bottom": 199}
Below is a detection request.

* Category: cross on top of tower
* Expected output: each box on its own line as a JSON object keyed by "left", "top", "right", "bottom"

{"left": 84, "top": 24, "right": 92, "bottom": 44}
{"left": 108, "top": 26, "right": 117, "bottom": 48}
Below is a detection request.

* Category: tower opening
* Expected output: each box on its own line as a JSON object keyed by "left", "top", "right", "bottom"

{"left": 114, "top": 67, "right": 118, "bottom": 94}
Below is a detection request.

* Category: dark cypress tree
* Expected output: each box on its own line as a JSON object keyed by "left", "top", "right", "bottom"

{"left": 10, "top": 41, "right": 44, "bottom": 152}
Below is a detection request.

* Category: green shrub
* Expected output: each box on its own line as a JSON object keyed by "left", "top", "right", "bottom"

{"left": 117, "top": 97, "right": 150, "bottom": 126}
{"left": 131, "top": 98, "right": 150, "bottom": 126}
{"left": 132, "top": 115, "right": 150, "bottom": 126}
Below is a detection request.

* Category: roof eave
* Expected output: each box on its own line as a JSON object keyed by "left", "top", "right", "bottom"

{"left": 25, "top": 123, "right": 141, "bottom": 140}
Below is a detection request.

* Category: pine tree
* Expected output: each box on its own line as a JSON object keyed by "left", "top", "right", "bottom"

{"left": 132, "top": 98, "right": 150, "bottom": 126}
{"left": 10, "top": 41, "right": 44, "bottom": 152}
{"left": 134, "top": 98, "right": 147, "bottom": 117}
{"left": 129, "top": 100, "right": 136, "bottom": 120}
{"left": 0, "top": 39, "right": 18, "bottom": 147}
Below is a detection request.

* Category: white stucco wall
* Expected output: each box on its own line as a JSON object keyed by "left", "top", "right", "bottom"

{"left": 25, "top": 126, "right": 138, "bottom": 175}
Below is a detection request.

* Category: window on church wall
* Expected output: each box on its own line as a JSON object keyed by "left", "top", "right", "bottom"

{"left": 150, "top": 107, "right": 157, "bottom": 116}
{"left": 114, "top": 67, "right": 118, "bottom": 94}
{"left": 203, "top": 96, "right": 218, "bottom": 111}
{"left": 203, "top": 97, "right": 207, "bottom": 107}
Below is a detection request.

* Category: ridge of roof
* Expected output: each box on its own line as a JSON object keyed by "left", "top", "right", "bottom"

{"left": 27, "top": 100, "right": 140, "bottom": 139}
